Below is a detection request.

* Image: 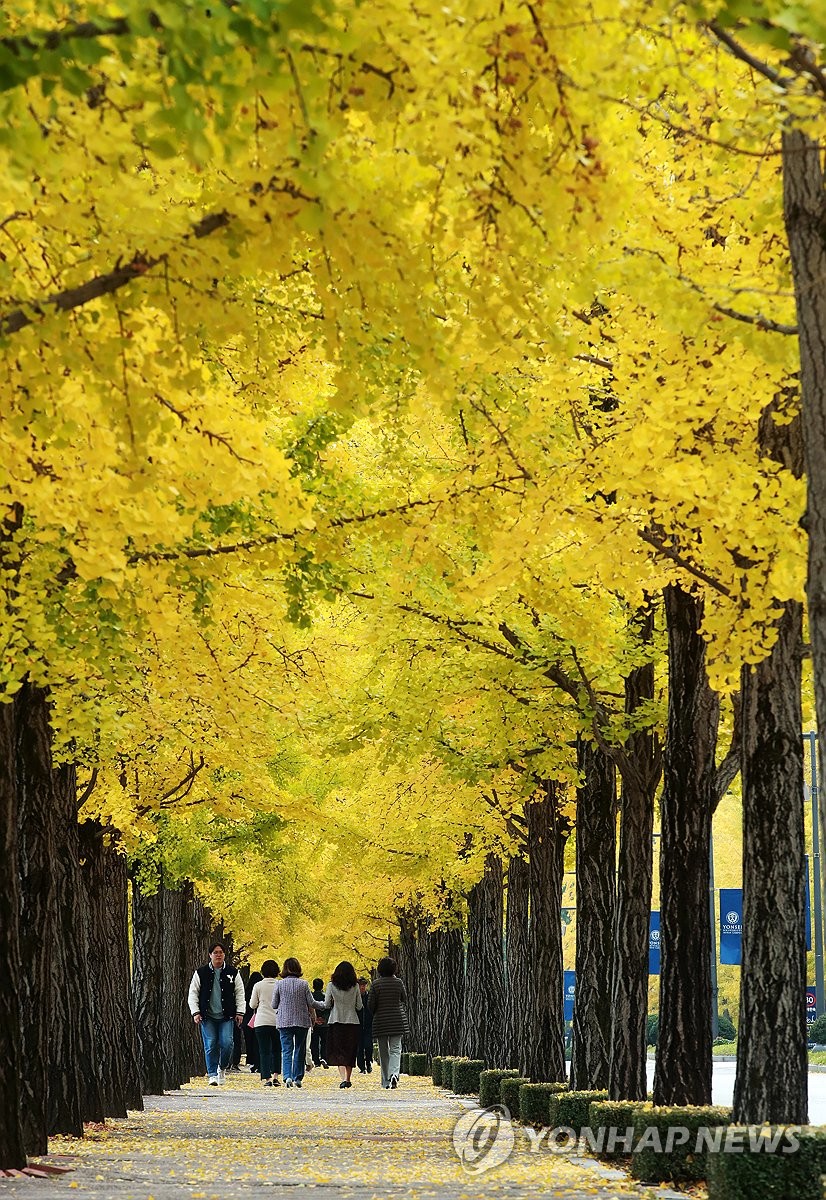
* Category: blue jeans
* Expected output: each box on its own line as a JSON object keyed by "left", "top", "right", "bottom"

{"left": 280, "top": 1027, "right": 308, "bottom": 1082}
{"left": 200, "top": 1017, "right": 235, "bottom": 1077}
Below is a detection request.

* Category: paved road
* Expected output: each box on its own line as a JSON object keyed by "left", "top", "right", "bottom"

{"left": 2, "top": 1070, "right": 685, "bottom": 1200}
{"left": 647, "top": 1060, "right": 826, "bottom": 1122}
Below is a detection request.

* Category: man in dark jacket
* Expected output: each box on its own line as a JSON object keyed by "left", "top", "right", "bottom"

{"left": 357, "top": 977, "right": 374, "bottom": 1073}
{"left": 187, "top": 942, "right": 245, "bottom": 1086}
{"left": 310, "top": 977, "right": 328, "bottom": 1067}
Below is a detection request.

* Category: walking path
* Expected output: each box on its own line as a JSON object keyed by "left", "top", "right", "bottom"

{"left": 1, "top": 1069, "right": 688, "bottom": 1200}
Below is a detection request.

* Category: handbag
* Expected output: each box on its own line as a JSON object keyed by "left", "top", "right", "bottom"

{"left": 248, "top": 1011, "right": 257, "bottom": 1029}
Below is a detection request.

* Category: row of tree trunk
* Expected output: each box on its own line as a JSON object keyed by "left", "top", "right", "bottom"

{"left": 0, "top": 683, "right": 230, "bottom": 1170}
{"left": 397, "top": 573, "right": 809, "bottom": 1126}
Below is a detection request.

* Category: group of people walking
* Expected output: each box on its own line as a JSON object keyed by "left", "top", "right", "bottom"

{"left": 188, "top": 945, "right": 408, "bottom": 1091}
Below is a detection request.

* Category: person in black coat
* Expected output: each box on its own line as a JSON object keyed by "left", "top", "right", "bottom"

{"left": 243, "top": 971, "right": 263, "bottom": 1072}
{"left": 310, "top": 977, "right": 328, "bottom": 1067}
{"left": 368, "top": 957, "right": 408, "bottom": 1089}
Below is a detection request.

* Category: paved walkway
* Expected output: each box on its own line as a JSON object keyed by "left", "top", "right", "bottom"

{"left": 1, "top": 1069, "right": 687, "bottom": 1200}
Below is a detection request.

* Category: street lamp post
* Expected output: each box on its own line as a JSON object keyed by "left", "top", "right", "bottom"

{"left": 805, "top": 731, "right": 825, "bottom": 1018}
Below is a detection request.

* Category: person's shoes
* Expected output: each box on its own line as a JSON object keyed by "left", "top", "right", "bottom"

{"left": 320, "top": 1059, "right": 328, "bottom": 1069}
{"left": 272, "top": 1077, "right": 281, "bottom": 1086}
{"left": 263, "top": 1080, "right": 273, "bottom": 1087}
{"left": 305, "top": 1061, "right": 313, "bottom": 1071}
{"left": 216, "top": 1066, "right": 225, "bottom": 1086}
{"left": 339, "top": 1080, "right": 349, "bottom": 1089}
{"left": 358, "top": 1067, "right": 367, "bottom": 1074}
{"left": 285, "top": 1078, "right": 293, "bottom": 1088}
{"left": 295, "top": 1080, "right": 302, "bottom": 1089}
{"left": 208, "top": 1075, "right": 218, "bottom": 1086}
{"left": 390, "top": 1074, "right": 398, "bottom": 1089}
{"left": 366, "top": 1066, "right": 372, "bottom": 1074}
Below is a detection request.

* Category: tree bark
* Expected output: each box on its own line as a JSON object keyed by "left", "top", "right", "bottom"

{"left": 504, "top": 854, "right": 531, "bottom": 1071}
{"left": 462, "top": 853, "right": 506, "bottom": 1065}
{"left": 15, "top": 684, "right": 56, "bottom": 1155}
{"left": 522, "top": 784, "right": 569, "bottom": 1082}
{"left": 0, "top": 695, "right": 27, "bottom": 1169}
{"left": 396, "top": 913, "right": 418, "bottom": 1050}
{"left": 654, "top": 585, "right": 718, "bottom": 1106}
{"left": 49, "top": 765, "right": 105, "bottom": 1131}
{"left": 733, "top": 602, "right": 807, "bottom": 1124}
{"left": 132, "top": 876, "right": 166, "bottom": 1095}
{"left": 610, "top": 603, "right": 661, "bottom": 1100}
{"left": 161, "top": 883, "right": 188, "bottom": 1091}
{"left": 435, "top": 925, "right": 464, "bottom": 1055}
{"left": 571, "top": 738, "right": 616, "bottom": 1091}
{"left": 783, "top": 129, "right": 826, "bottom": 794}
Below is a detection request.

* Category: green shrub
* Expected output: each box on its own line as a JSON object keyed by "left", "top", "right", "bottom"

{"left": 452, "top": 1058, "right": 485, "bottom": 1095}
{"left": 519, "top": 1082, "right": 568, "bottom": 1127}
{"left": 431, "top": 1056, "right": 443, "bottom": 1086}
{"left": 500, "top": 1076, "right": 529, "bottom": 1119}
{"left": 407, "top": 1051, "right": 429, "bottom": 1076}
{"left": 707, "top": 1126, "right": 826, "bottom": 1199}
{"left": 630, "top": 1104, "right": 732, "bottom": 1183}
{"left": 646, "top": 1013, "right": 659, "bottom": 1047}
{"left": 479, "top": 1069, "right": 519, "bottom": 1109}
{"left": 809, "top": 1015, "right": 826, "bottom": 1044}
{"left": 717, "top": 1012, "right": 737, "bottom": 1041}
{"left": 587, "top": 1100, "right": 650, "bottom": 1160}
{"left": 549, "top": 1090, "right": 608, "bottom": 1135}
{"left": 439, "top": 1056, "right": 461, "bottom": 1088}
{"left": 400, "top": 1051, "right": 409, "bottom": 1074}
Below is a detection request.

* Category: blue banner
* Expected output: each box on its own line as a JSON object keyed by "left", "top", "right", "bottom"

{"left": 720, "top": 888, "right": 743, "bottom": 965}
{"left": 649, "top": 912, "right": 660, "bottom": 976}
{"left": 563, "top": 970, "right": 575, "bottom": 1022}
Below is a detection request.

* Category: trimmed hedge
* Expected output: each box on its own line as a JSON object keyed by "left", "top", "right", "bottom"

{"left": 439, "top": 1056, "right": 461, "bottom": 1087}
{"left": 549, "top": 1090, "right": 609, "bottom": 1136}
{"left": 431, "top": 1056, "right": 444, "bottom": 1086}
{"left": 408, "top": 1052, "right": 429, "bottom": 1076}
{"left": 707, "top": 1126, "right": 826, "bottom": 1199}
{"left": 453, "top": 1058, "right": 486, "bottom": 1095}
{"left": 479, "top": 1069, "right": 520, "bottom": 1109}
{"left": 400, "top": 1051, "right": 409, "bottom": 1074}
{"left": 500, "top": 1076, "right": 530, "bottom": 1119}
{"left": 587, "top": 1100, "right": 650, "bottom": 1159}
{"left": 630, "top": 1104, "right": 732, "bottom": 1184}
{"left": 519, "top": 1082, "right": 568, "bottom": 1127}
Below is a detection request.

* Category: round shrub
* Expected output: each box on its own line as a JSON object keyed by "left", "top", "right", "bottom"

{"left": 431, "top": 1056, "right": 443, "bottom": 1086}
{"left": 452, "top": 1058, "right": 485, "bottom": 1095}
{"left": 500, "top": 1076, "right": 529, "bottom": 1119}
{"left": 808, "top": 1014, "right": 826, "bottom": 1044}
{"left": 717, "top": 1012, "right": 737, "bottom": 1041}
{"left": 479, "top": 1069, "right": 519, "bottom": 1109}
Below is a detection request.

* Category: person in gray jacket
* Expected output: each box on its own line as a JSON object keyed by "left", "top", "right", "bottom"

{"left": 368, "top": 957, "right": 408, "bottom": 1089}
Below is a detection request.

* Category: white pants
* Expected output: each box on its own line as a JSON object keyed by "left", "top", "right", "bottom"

{"left": 377, "top": 1034, "right": 402, "bottom": 1087}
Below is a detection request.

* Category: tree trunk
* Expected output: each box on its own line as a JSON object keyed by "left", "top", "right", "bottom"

{"left": 571, "top": 738, "right": 616, "bottom": 1091}
{"left": 734, "top": 602, "right": 807, "bottom": 1124}
{"left": 15, "top": 684, "right": 56, "bottom": 1155}
{"left": 396, "top": 914, "right": 418, "bottom": 1050}
{"left": 462, "top": 853, "right": 506, "bottom": 1065}
{"left": 49, "top": 765, "right": 105, "bottom": 1131}
{"left": 504, "top": 854, "right": 530, "bottom": 1071}
{"left": 654, "top": 585, "right": 718, "bottom": 1106}
{"left": 132, "top": 876, "right": 166, "bottom": 1095}
{"left": 0, "top": 695, "right": 27, "bottom": 1169}
{"left": 435, "top": 925, "right": 464, "bottom": 1055}
{"left": 610, "top": 604, "right": 660, "bottom": 1101}
{"left": 161, "top": 883, "right": 188, "bottom": 1091}
{"left": 783, "top": 129, "right": 826, "bottom": 798}
{"left": 522, "top": 784, "right": 569, "bottom": 1082}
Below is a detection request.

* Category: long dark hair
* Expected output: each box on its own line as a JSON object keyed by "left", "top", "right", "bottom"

{"left": 331, "top": 960, "right": 357, "bottom": 990}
